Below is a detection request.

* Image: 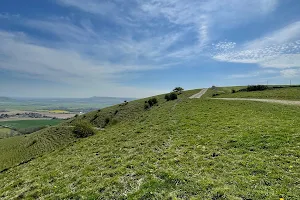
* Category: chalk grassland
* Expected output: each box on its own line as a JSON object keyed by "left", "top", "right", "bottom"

{"left": 0, "top": 127, "right": 19, "bottom": 139}
{"left": 0, "top": 126, "right": 75, "bottom": 172}
{"left": 0, "top": 90, "right": 299, "bottom": 199}
{"left": 0, "top": 90, "right": 199, "bottom": 173}
{"left": 206, "top": 86, "right": 300, "bottom": 100}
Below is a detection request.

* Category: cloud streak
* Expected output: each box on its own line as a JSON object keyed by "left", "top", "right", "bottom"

{"left": 213, "top": 21, "right": 300, "bottom": 69}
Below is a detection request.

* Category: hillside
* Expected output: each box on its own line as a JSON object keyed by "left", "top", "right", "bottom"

{"left": 0, "top": 126, "right": 75, "bottom": 172}
{"left": 0, "top": 89, "right": 300, "bottom": 199}
{"left": 207, "top": 85, "right": 300, "bottom": 100}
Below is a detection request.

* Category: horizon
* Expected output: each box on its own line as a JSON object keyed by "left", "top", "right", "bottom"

{"left": 1, "top": 0, "right": 300, "bottom": 98}
{"left": 1, "top": 83, "right": 299, "bottom": 99}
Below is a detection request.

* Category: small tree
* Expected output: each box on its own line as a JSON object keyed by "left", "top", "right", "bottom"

{"left": 173, "top": 87, "right": 184, "bottom": 94}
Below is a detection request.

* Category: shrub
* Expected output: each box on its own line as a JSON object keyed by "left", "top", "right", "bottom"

{"left": 105, "top": 117, "right": 110, "bottom": 125}
{"left": 169, "top": 92, "right": 178, "bottom": 100}
{"left": 144, "top": 104, "right": 150, "bottom": 110}
{"left": 73, "top": 121, "right": 95, "bottom": 138}
{"left": 232, "top": 89, "right": 236, "bottom": 93}
{"left": 145, "top": 98, "right": 158, "bottom": 109}
{"left": 246, "top": 85, "right": 269, "bottom": 92}
{"left": 165, "top": 94, "right": 170, "bottom": 101}
{"left": 151, "top": 98, "right": 158, "bottom": 105}
{"left": 148, "top": 99, "right": 154, "bottom": 107}
{"left": 114, "top": 110, "right": 119, "bottom": 115}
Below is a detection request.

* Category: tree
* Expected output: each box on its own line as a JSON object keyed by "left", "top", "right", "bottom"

{"left": 173, "top": 87, "right": 184, "bottom": 93}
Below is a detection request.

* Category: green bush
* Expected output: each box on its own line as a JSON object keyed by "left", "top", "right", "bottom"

{"left": 144, "top": 104, "right": 150, "bottom": 110}
{"left": 105, "top": 118, "right": 110, "bottom": 126}
{"left": 165, "top": 94, "right": 170, "bottom": 101}
{"left": 73, "top": 121, "right": 95, "bottom": 138}
{"left": 246, "top": 85, "right": 269, "bottom": 92}
{"left": 169, "top": 92, "right": 178, "bottom": 100}
{"left": 232, "top": 89, "right": 236, "bottom": 93}
{"left": 151, "top": 98, "right": 158, "bottom": 105}
{"left": 145, "top": 97, "right": 158, "bottom": 109}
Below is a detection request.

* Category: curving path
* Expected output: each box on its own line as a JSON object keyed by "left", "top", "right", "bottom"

{"left": 213, "top": 98, "right": 300, "bottom": 106}
{"left": 189, "top": 88, "right": 208, "bottom": 99}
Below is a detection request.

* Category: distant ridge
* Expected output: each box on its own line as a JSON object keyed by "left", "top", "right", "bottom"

{"left": 0, "top": 97, "right": 13, "bottom": 101}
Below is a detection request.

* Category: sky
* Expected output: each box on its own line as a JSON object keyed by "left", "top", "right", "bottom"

{"left": 1, "top": 0, "right": 300, "bottom": 98}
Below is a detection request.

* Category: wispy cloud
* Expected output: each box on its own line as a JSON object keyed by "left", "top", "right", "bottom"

{"left": 56, "top": 0, "right": 117, "bottom": 15}
{"left": 280, "top": 68, "right": 300, "bottom": 78}
{"left": 228, "top": 70, "right": 278, "bottom": 79}
{"left": 213, "top": 21, "right": 300, "bottom": 69}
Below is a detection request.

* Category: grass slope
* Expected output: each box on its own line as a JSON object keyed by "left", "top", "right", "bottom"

{"left": 207, "top": 86, "right": 300, "bottom": 100}
{"left": 0, "top": 89, "right": 299, "bottom": 199}
{"left": 0, "top": 126, "right": 75, "bottom": 172}
{"left": 0, "top": 127, "right": 19, "bottom": 139}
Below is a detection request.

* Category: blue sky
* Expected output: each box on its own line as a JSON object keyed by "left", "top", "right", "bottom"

{"left": 1, "top": 0, "right": 300, "bottom": 98}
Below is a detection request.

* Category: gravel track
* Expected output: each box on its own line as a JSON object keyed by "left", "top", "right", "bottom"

{"left": 213, "top": 98, "right": 300, "bottom": 106}
{"left": 189, "top": 88, "right": 208, "bottom": 99}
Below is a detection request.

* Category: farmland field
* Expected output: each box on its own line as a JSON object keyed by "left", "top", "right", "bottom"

{"left": 0, "top": 119, "right": 63, "bottom": 130}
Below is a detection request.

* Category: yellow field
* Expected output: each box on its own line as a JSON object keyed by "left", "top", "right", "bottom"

{"left": 49, "top": 110, "right": 70, "bottom": 114}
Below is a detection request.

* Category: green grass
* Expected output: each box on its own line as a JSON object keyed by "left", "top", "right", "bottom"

{"left": 0, "top": 89, "right": 299, "bottom": 199}
{"left": 0, "top": 119, "right": 63, "bottom": 130}
{"left": 0, "top": 127, "right": 20, "bottom": 139}
{"left": 0, "top": 126, "right": 76, "bottom": 172}
{"left": 208, "top": 86, "right": 300, "bottom": 100}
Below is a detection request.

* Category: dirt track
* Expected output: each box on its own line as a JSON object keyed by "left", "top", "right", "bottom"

{"left": 213, "top": 98, "right": 300, "bottom": 106}
{"left": 189, "top": 88, "right": 208, "bottom": 99}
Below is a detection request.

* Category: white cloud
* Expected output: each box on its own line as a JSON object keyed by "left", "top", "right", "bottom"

{"left": 56, "top": 0, "right": 116, "bottom": 15}
{"left": 228, "top": 69, "right": 278, "bottom": 79}
{"left": 0, "top": 31, "right": 166, "bottom": 83}
{"left": 213, "top": 21, "right": 300, "bottom": 69}
{"left": 280, "top": 69, "right": 300, "bottom": 78}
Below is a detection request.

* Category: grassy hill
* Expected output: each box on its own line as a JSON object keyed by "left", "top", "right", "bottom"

{"left": 0, "top": 126, "right": 75, "bottom": 172}
{"left": 207, "top": 85, "right": 300, "bottom": 100}
{"left": 0, "top": 89, "right": 300, "bottom": 199}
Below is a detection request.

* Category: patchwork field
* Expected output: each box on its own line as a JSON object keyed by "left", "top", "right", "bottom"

{"left": 0, "top": 119, "right": 63, "bottom": 130}
{"left": 0, "top": 88, "right": 299, "bottom": 199}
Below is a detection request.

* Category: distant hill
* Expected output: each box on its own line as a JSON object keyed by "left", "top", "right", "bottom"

{"left": 0, "top": 97, "right": 13, "bottom": 101}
